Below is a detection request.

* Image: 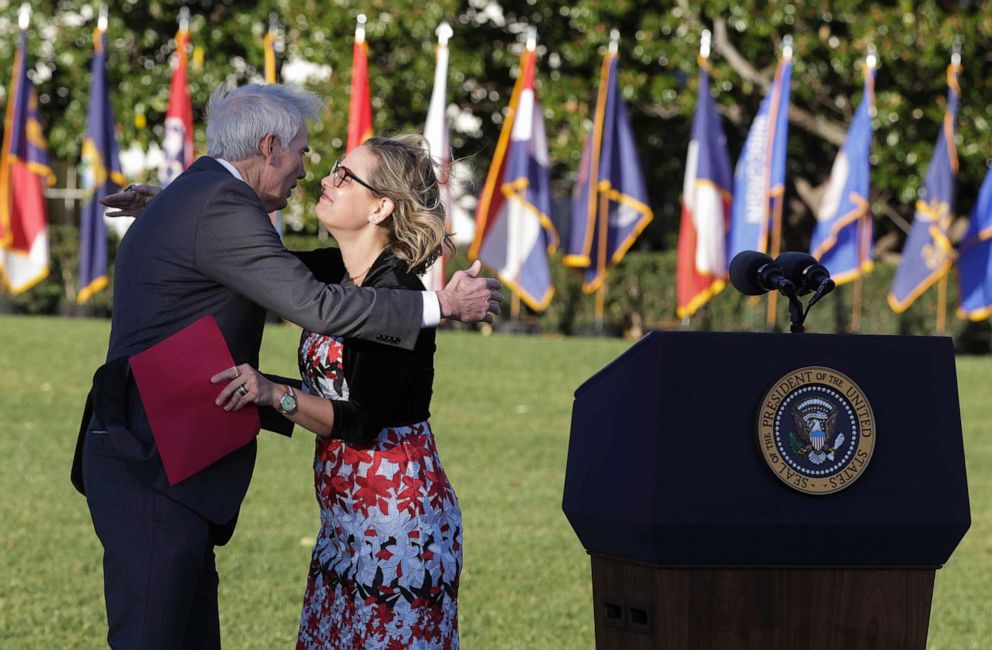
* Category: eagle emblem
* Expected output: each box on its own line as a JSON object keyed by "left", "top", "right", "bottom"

{"left": 758, "top": 367, "right": 875, "bottom": 495}
{"left": 790, "top": 398, "right": 844, "bottom": 465}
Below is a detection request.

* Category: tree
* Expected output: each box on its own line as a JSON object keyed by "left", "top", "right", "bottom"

{"left": 2, "top": 0, "right": 991, "bottom": 254}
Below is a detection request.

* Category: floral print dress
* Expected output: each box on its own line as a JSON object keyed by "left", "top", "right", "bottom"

{"left": 296, "top": 330, "right": 462, "bottom": 650}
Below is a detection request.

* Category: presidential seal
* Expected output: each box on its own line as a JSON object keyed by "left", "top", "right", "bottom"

{"left": 757, "top": 367, "right": 875, "bottom": 495}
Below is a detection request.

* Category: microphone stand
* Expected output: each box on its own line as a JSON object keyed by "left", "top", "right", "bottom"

{"left": 784, "top": 287, "right": 805, "bottom": 334}
{"left": 788, "top": 279, "right": 836, "bottom": 334}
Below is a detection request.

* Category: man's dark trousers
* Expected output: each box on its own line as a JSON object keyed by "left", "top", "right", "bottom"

{"left": 84, "top": 427, "right": 223, "bottom": 650}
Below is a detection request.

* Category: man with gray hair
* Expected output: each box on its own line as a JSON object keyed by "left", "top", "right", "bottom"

{"left": 73, "top": 83, "right": 500, "bottom": 649}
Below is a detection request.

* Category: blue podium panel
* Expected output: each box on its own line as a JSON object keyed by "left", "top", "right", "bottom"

{"left": 563, "top": 332, "right": 970, "bottom": 567}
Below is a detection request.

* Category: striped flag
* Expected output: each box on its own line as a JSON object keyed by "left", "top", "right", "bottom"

{"left": 727, "top": 47, "right": 793, "bottom": 262}
{"left": 0, "top": 26, "right": 55, "bottom": 295}
{"left": 888, "top": 63, "right": 961, "bottom": 312}
{"left": 78, "top": 25, "right": 126, "bottom": 304}
{"left": 956, "top": 165, "right": 992, "bottom": 321}
{"left": 347, "top": 16, "right": 373, "bottom": 153}
{"left": 810, "top": 62, "right": 877, "bottom": 285}
{"left": 470, "top": 44, "right": 557, "bottom": 311}
{"left": 564, "top": 48, "right": 653, "bottom": 294}
{"left": 676, "top": 54, "right": 732, "bottom": 318}
{"left": 421, "top": 23, "right": 453, "bottom": 292}
{"left": 158, "top": 25, "right": 194, "bottom": 185}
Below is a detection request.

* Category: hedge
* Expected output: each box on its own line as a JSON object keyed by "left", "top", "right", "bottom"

{"left": 2, "top": 228, "right": 988, "bottom": 353}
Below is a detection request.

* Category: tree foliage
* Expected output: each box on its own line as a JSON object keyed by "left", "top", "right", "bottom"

{"left": 2, "top": 0, "right": 991, "bottom": 253}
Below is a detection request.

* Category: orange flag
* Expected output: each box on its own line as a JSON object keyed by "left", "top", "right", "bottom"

{"left": 347, "top": 15, "right": 373, "bottom": 152}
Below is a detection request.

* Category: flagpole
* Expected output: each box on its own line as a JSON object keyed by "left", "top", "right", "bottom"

{"left": 264, "top": 13, "right": 278, "bottom": 84}
{"left": 766, "top": 35, "right": 792, "bottom": 330}
{"left": 592, "top": 30, "right": 621, "bottom": 333}
{"left": 935, "top": 42, "right": 961, "bottom": 335}
{"left": 852, "top": 273, "right": 863, "bottom": 331}
{"left": 936, "top": 274, "right": 947, "bottom": 334}
{"left": 852, "top": 201, "right": 869, "bottom": 331}
{"left": 263, "top": 13, "right": 284, "bottom": 236}
{"left": 507, "top": 26, "right": 539, "bottom": 323}
{"left": 356, "top": 12, "right": 367, "bottom": 44}
{"left": 851, "top": 45, "right": 878, "bottom": 333}
{"left": 594, "top": 189, "right": 610, "bottom": 332}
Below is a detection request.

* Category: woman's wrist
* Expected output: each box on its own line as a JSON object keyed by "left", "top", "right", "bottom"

{"left": 275, "top": 384, "right": 299, "bottom": 415}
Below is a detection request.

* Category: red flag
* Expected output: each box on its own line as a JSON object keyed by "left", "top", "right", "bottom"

{"left": 0, "top": 29, "right": 55, "bottom": 295}
{"left": 159, "top": 27, "right": 194, "bottom": 185}
{"left": 347, "top": 19, "right": 373, "bottom": 153}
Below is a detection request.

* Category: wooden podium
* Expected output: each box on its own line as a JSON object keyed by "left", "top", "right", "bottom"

{"left": 563, "top": 332, "right": 970, "bottom": 649}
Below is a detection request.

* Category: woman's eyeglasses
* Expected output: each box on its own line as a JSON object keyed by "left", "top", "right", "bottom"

{"left": 330, "top": 160, "right": 381, "bottom": 194}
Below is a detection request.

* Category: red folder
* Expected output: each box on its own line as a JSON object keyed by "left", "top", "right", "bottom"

{"left": 129, "top": 315, "right": 259, "bottom": 486}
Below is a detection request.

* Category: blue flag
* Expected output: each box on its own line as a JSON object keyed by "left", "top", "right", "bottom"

{"left": 957, "top": 165, "right": 992, "bottom": 321}
{"left": 564, "top": 51, "right": 653, "bottom": 293}
{"left": 728, "top": 52, "right": 792, "bottom": 262}
{"left": 810, "top": 65, "right": 876, "bottom": 284}
{"left": 78, "top": 27, "right": 125, "bottom": 304}
{"left": 471, "top": 47, "right": 557, "bottom": 311}
{"left": 888, "top": 64, "right": 961, "bottom": 313}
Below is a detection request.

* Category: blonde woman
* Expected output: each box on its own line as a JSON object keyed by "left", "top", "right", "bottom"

{"left": 216, "top": 135, "right": 462, "bottom": 648}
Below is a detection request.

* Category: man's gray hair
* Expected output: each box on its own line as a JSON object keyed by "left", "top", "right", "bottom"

{"left": 205, "top": 83, "right": 323, "bottom": 161}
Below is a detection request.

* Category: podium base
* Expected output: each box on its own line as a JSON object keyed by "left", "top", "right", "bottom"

{"left": 590, "top": 555, "right": 935, "bottom": 650}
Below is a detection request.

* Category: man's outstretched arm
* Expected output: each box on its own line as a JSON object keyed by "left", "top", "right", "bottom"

{"left": 105, "top": 185, "right": 503, "bottom": 331}
{"left": 437, "top": 260, "right": 503, "bottom": 323}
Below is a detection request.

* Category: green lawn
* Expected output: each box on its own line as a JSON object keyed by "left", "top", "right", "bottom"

{"left": 0, "top": 314, "right": 989, "bottom": 648}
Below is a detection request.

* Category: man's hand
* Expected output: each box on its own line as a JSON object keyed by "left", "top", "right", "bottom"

{"left": 100, "top": 184, "right": 161, "bottom": 217}
{"left": 437, "top": 260, "right": 503, "bottom": 323}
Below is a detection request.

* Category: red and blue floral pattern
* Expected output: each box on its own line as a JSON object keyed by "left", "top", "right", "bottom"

{"left": 296, "top": 331, "right": 461, "bottom": 649}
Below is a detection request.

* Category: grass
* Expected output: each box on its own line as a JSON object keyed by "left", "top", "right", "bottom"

{"left": 0, "top": 314, "right": 989, "bottom": 648}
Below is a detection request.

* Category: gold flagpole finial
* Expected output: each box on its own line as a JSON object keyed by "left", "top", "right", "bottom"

{"left": 609, "top": 29, "right": 619, "bottom": 54}
{"left": 700, "top": 29, "right": 712, "bottom": 59}
{"left": 98, "top": 4, "right": 108, "bottom": 32}
{"left": 268, "top": 12, "right": 278, "bottom": 36}
{"left": 356, "top": 14, "right": 367, "bottom": 44}
{"left": 526, "top": 26, "right": 537, "bottom": 52}
{"left": 18, "top": 3, "right": 30, "bottom": 30}
{"left": 951, "top": 37, "right": 962, "bottom": 66}
{"left": 781, "top": 34, "right": 793, "bottom": 60}
{"left": 179, "top": 6, "right": 190, "bottom": 32}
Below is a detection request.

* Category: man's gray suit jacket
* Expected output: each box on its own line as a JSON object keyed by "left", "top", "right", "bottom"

{"left": 73, "top": 156, "right": 424, "bottom": 530}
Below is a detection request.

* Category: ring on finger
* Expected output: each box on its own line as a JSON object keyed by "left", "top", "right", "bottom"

{"left": 233, "top": 366, "right": 240, "bottom": 378}
{"left": 237, "top": 384, "right": 249, "bottom": 397}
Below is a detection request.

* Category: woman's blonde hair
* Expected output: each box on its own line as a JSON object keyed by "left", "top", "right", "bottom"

{"left": 363, "top": 135, "right": 455, "bottom": 275}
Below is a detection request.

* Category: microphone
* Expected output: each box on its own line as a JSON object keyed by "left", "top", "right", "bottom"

{"left": 729, "top": 251, "right": 796, "bottom": 297}
{"left": 775, "top": 252, "right": 835, "bottom": 300}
